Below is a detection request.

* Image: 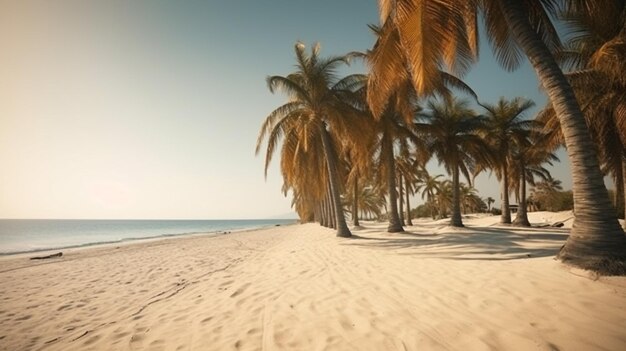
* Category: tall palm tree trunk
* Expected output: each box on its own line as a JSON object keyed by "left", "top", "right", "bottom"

{"left": 451, "top": 158, "right": 464, "bottom": 227}
{"left": 398, "top": 174, "right": 405, "bottom": 225}
{"left": 319, "top": 125, "right": 351, "bottom": 237}
{"left": 322, "top": 193, "right": 330, "bottom": 228}
{"left": 315, "top": 203, "right": 321, "bottom": 224}
{"left": 513, "top": 165, "right": 530, "bottom": 226}
{"left": 353, "top": 178, "right": 360, "bottom": 227}
{"left": 622, "top": 155, "right": 626, "bottom": 229}
{"left": 383, "top": 135, "right": 404, "bottom": 232}
{"left": 405, "top": 176, "right": 413, "bottom": 226}
{"left": 499, "top": 0, "right": 626, "bottom": 273}
{"left": 501, "top": 164, "right": 512, "bottom": 224}
{"left": 319, "top": 199, "right": 326, "bottom": 227}
{"left": 327, "top": 186, "right": 336, "bottom": 229}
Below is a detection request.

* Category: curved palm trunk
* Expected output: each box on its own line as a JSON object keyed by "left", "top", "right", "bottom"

{"left": 319, "top": 125, "right": 351, "bottom": 237}
{"left": 499, "top": 0, "right": 626, "bottom": 274}
{"left": 513, "top": 165, "right": 531, "bottom": 226}
{"left": 383, "top": 135, "right": 404, "bottom": 232}
{"left": 501, "top": 164, "right": 512, "bottom": 224}
{"left": 405, "top": 176, "right": 413, "bottom": 226}
{"left": 451, "top": 158, "right": 464, "bottom": 227}
{"left": 353, "top": 178, "right": 360, "bottom": 227}
{"left": 398, "top": 175, "right": 405, "bottom": 225}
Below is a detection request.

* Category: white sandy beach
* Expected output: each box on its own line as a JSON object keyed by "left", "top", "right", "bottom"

{"left": 1, "top": 212, "right": 625, "bottom": 351}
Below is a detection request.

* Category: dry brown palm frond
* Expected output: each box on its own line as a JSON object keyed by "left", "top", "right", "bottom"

{"left": 366, "top": 21, "right": 409, "bottom": 117}
{"left": 394, "top": 0, "right": 474, "bottom": 93}
{"left": 590, "top": 35, "right": 626, "bottom": 86}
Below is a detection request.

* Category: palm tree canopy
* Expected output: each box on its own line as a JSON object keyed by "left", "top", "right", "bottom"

{"left": 477, "top": 97, "right": 537, "bottom": 180}
{"left": 482, "top": 97, "right": 536, "bottom": 147}
{"left": 369, "top": 0, "right": 561, "bottom": 112}
{"left": 256, "top": 42, "right": 369, "bottom": 177}
{"left": 363, "top": 22, "right": 478, "bottom": 119}
{"left": 417, "top": 98, "right": 491, "bottom": 184}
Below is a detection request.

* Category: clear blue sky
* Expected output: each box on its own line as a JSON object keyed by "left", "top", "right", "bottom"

{"left": 1, "top": 0, "right": 576, "bottom": 219}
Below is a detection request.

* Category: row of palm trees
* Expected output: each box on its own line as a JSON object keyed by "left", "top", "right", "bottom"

{"left": 257, "top": 1, "right": 626, "bottom": 275}
{"left": 257, "top": 44, "right": 559, "bottom": 233}
{"left": 347, "top": 167, "right": 566, "bottom": 223}
{"left": 413, "top": 177, "right": 487, "bottom": 219}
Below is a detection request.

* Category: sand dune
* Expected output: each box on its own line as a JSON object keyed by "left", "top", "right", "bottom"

{"left": 1, "top": 213, "right": 625, "bottom": 350}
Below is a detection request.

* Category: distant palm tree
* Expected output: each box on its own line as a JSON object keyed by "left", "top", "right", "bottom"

{"left": 510, "top": 131, "right": 559, "bottom": 226}
{"left": 395, "top": 149, "right": 420, "bottom": 226}
{"left": 416, "top": 171, "right": 444, "bottom": 219}
{"left": 396, "top": 154, "right": 421, "bottom": 226}
{"left": 530, "top": 177, "right": 564, "bottom": 211}
{"left": 358, "top": 186, "right": 386, "bottom": 220}
{"left": 459, "top": 183, "right": 483, "bottom": 214}
{"left": 486, "top": 197, "right": 495, "bottom": 212}
{"left": 436, "top": 179, "right": 453, "bottom": 219}
{"left": 343, "top": 133, "right": 376, "bottom": 227}
{"left": 417, "top": 98, "right": 490, "bottom": 227}
{"left": 343, "top": 180, "right": 386, "bottom": 225}
{"left": 481, "top": 97, "right": 535, "bottom": 224}
{"left": 257, "top": 42, "right": 366, "bottom": 237}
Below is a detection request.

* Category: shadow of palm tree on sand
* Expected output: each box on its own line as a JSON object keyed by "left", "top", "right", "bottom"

{"left": 345, "top": 223, "right": 569, "bottom": 261}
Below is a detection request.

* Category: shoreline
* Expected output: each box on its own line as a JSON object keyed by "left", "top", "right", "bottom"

{"left": 0, "top": 222, "right": 296, "bottom": 273}
{"left": 0, "top": 220, "right": 296, "bottom": 258}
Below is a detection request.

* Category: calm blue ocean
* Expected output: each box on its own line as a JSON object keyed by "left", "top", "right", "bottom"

{"left": 0, "top": 219, "right": 296, "bottom": 255}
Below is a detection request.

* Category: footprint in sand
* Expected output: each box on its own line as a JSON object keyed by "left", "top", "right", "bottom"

{"left": 230, "top": 283, "right": 251, "bottom": 298}
{"left": 246, "top": 327, "right": 260, "bottom": 335}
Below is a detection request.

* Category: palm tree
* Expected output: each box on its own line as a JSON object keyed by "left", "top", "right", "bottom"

{"left": 416, "top": 171, "right": 444, "bottom": 219}
{"left": 436, "top": 179, "right": 454, "bottom": 219}
{"left": 417, "top": 98, "right": 490, "bottom": 227}
{"left": 372, "top": 106, "right": 421, "bottom": 232}
{"left": 397, "top": 170, "right": 405, "bottom": 225}
{"left": 530, "top": 177, "right": 564, "bottom": 211}
{"left": 396, "top": 151, "right": 419, "bottom": 226}
{"left": 510, "top": 132, "right": 559, "bottom": 226}
{"left": 370, "top": 0, "right": 626, "bottom": 273}
{"left": 397, "top": 155, "right": 421, "bottom": 226}
{"left": 354, "top": 185, "right": 386, "bottom": 221}
{"left": 257, "top": 42, "right": 367, "bottom": 238}
{"left": 459, "top": 183, "right": 483, "bottom": 214}
{"left": 486, "top": 197, "right": 495, "bottom": 212}
{"left": 343, "top": 134, "right": 376, "bottom": 227}
{"left": 481, "top": 97, "right": 535, "bottom": 224}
